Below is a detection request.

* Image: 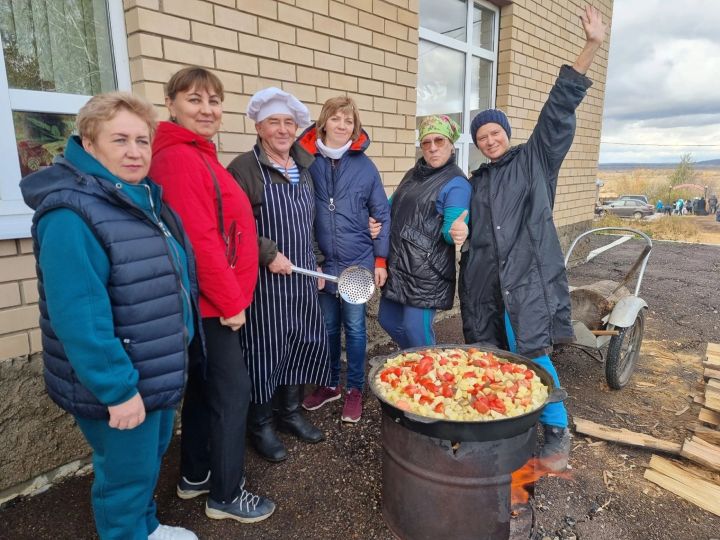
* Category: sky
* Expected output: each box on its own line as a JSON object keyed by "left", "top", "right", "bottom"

{"left": 599, "top": 0, "right": 720, "bottom": 164}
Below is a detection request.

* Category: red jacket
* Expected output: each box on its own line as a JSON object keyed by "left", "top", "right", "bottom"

{"left": 150, "top": 121, "right": 258, "bottom": 318}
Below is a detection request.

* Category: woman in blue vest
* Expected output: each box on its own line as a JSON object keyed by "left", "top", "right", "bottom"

{"left": 378, "top": 115, "right": 471, "bottom": 348}
{"left": 20, "top": 93, "right": 200, "bottom": 540}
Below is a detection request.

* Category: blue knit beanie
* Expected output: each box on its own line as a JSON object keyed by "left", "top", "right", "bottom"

{"left": 470, "top": 109, "right": 511, "bottom": 147}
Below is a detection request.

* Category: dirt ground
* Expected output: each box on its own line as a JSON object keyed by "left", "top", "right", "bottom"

{"left": 2, "top": 223, "right": 720, "bottom": 540}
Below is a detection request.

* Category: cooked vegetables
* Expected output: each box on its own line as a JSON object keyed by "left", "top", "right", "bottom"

{"left": 375, "top": 348, "right": 548, "bottom": 421}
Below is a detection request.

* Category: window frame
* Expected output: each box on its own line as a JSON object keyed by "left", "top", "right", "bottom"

{"left": 417, "top": 0, "right": 500, "bottom": 173}
{"left": 0, "top": 0, "right": 131, "bottom": 240}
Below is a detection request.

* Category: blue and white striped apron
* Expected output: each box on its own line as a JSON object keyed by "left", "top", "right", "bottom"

{"left": 240, "top": 148, "right": 330, "bottom": 403}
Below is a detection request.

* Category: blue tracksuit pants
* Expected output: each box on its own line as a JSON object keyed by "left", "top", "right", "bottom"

{"left": 504, "top": 312, "right": 568, "bottom": 428}
{"left": 75, "top": 408, "right": 175, "bottom": 540}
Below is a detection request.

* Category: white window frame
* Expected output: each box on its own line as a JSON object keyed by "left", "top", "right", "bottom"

{"left": 417, "top": 0, "right": 500, "bottom": 173}
{"left": 0, "top": 1, "right": 131, "bottom": 240}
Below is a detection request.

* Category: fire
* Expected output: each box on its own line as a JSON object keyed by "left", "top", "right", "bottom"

{"left": 511, "top": 458, "right": 571, "bottom": 505}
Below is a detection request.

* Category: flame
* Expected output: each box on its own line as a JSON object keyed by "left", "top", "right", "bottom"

{"left": 511, "top": 458, "right": 571, "bottom": 505}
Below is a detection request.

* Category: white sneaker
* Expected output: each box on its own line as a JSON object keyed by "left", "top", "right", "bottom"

{"left": 148, "top": 524, "right": 198, "bottom": 540}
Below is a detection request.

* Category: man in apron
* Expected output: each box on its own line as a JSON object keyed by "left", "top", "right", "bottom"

{"left": 228, "top": 88, "right": 330, "bottom": 462}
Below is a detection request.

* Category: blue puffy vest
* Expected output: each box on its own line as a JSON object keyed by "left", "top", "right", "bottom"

{"left": 24, "top": 159, "right": 197, "bottom": 419}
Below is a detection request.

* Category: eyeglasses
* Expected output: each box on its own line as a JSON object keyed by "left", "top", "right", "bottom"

{"left": 420, "top": 136, "right": 448, "bottom": 150}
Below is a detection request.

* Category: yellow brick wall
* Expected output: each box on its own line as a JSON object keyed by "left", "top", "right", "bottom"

{"left": 0, "top": 239, "right": 41, "bottom": 361}
{"left": 122, "top": 0, "right": 420, "bottom": 189}
{"left": 0, "top": 0, "right": 614, "bottom": 360}
{"left": 495, "top": 0, "right": 612, "bottom": 228}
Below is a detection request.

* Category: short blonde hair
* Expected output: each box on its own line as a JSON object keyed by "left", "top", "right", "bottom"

{"left": 316, "top": 96, "right": 361, "bottom": 142}
{"left": 165, "top": 66, "right": 224, "bottom": 102}
{"left": 77, "top": 92, "right": 157, "bottom": 142}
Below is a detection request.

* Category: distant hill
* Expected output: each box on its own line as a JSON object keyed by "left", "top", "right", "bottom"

{"left": 599, "top": 158, "right": 720, "bottom": 170}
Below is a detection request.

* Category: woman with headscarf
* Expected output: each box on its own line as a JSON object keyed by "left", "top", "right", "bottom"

{"left": 20, "top": 92, "right": 199, "bottom": 540}
{"left": 149, "top": 67, "right": 275, "bottom": 523}
{"left": 227, "top": 88, "right": 330, "bottom": 463}
{"left": 378, "top": 115, "right": 471, "bottom": 348}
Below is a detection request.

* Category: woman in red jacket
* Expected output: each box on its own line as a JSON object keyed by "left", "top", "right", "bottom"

{"left": 149, "top": 67, "right": 274, "bottom": 524}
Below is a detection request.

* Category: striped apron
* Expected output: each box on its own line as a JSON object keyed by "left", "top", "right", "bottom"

{"left": 240, "top": 148, "right": 330, "bottom": 403}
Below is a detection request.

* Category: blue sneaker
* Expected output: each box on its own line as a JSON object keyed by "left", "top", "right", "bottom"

{"left": 205, "top": 488, "right": 276, "bottom": 523}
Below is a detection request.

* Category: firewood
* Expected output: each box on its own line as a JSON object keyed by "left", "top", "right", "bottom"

{"left": 706, "top": 382, "right": 720, "bottom": 413}
{"left": 691, "top": 425, "right": 720, "bottom": 446}
{"left": 693, "top": 394, "right": 705, "bottom": 406}
{"left": 570, "top": 280, "right": 631, "bottom": 330}
{"left": 573, "top": 417, "right": 682, "bottom": 454}
{"left": 704, "top": 367, "right": 720, "bottom": 380}
{"left": 699, "top": 408, "right": 720, "bottom": 427}
{"left": 706, "top": 342, "right": 720, "bottom": 355}
{"left": 704, "top": 359, "right": 720, "bottom": 371}
{"left": 644, "top": 455, "right": 720, "bottom": 517}
{"left": 680, "top": 436, "right": 720, "bottom": 472}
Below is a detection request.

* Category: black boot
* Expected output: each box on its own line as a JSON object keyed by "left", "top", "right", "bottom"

{"left": 276, "top": 385, "right": 325, "bottom": 443}
{"left": 247, "top": 401, "right": 287, "bottom": 462}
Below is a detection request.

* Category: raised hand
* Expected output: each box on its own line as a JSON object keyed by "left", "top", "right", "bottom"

{"left": 580, "top": 5, "right": 607, "bottom": 46}
{"left": 108, "top": 392, "right": 145, "bottom": 430}
{"left": 449, "top": 209, "right": 469, "bottom": 247}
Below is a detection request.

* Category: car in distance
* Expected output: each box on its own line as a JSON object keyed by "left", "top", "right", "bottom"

{"left": 595, "top": 199, "right": 655, "bottom": 219}
{"left": 617, "top": 194, "right": 649, "bottom": 204}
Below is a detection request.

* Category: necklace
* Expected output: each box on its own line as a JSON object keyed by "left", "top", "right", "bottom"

{"left": 262, "top": 142, "right": 294, "bottom": 181}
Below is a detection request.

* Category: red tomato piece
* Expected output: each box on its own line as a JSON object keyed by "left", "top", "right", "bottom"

{"left": 525, "top": 370, "right": 535, "bottom": 380}
{"left": 434, "top": 402, "right": 445, "bottom": 414}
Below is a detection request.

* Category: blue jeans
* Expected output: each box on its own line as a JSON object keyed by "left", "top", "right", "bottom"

{"left": 75, "top": 408, "right": 175, "bottom": 540}
{"left": 378, "top": 296, "right": 437, "bottom": 349}
{"left": 504, "top": 312, "right": 568, "bottom": 428}
{"left": 319, "top": 292, "right": 367, "bottom": 391}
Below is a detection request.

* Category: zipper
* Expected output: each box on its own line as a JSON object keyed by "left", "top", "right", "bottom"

{"left": 328, "top": 158, "right": 339, "bottom": 295}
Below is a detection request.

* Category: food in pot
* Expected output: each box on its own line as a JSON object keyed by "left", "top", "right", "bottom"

{"left": 374, "top": 348, "right": 549, "bottom": 420}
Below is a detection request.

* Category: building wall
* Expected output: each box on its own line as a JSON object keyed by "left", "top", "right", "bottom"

{"left": 0, "top": 0, "right": 613, "bottom": 497}
{"left": 495, "top": 0, "right": 612, "bottom": 229}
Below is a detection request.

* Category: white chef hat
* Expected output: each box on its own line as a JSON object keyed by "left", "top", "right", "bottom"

{"left": 246, "top": 87, "right": 311, "bottom": 127}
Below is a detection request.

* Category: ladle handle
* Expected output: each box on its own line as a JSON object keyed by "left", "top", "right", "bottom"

{"left": 290, "top": 265, "right": 339, "bottom": 283}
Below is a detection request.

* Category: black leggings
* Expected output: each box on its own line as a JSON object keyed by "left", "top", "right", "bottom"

{"left": 181, "top": 318, "right": 251, "bottom": 503}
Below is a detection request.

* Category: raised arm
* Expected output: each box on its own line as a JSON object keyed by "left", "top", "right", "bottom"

{"left": 572, "top": 5, "right": 608, "bottom": 75}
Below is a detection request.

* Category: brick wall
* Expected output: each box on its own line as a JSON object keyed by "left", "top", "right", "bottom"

{"left": 495, "top": 0, "right": 612, "bottom": 229}
{"left": 123, "top": 0, "right": 421, "bottom": 190}
{"left": 0, "top": 239, "right": 40, "bottom": 361}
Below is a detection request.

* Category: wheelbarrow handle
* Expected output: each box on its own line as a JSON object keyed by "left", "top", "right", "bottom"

{"left": 290, "top": 265, "right": 339, "bottom": 283}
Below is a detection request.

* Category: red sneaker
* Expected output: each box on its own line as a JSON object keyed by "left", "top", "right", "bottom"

{"left": 302, "top": 386, "right": 342, "bottom": 410}
{"left": 341, "top": 388, "right": 363, "bottom": 423}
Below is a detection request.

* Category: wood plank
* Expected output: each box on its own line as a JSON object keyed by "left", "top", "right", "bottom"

{"left": 692, "top": 425, "right": 720, "bottom": 446}
{"left": 694, "top": 394, "right": 706, "bottom": 406}
{"left": 704, "top": 359, "right": 720, "bottom": 371}
{"left": 704, "top": 367, "right": 720, "bottom": 380}
{"left": 707, "top": 379, "right": 720, "bottom": 391}
{"left": 706, "top": 342, "right": 720, "bottom": 355}
{"left": 680, "top": 437, "right": 720, "bottom": 472}
{"left": 699, "top": 408, "right": 720, "bottom": 427}
{"left": 644, "top": 456, "right": 720, "bottom": 516}
{"left": 573, "top": 417, "right": 682, "bottom": 454}
{"left": 649, "top": 455, "right": 720, "bottom": 487}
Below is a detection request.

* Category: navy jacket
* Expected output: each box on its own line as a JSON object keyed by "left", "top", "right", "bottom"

{"left": 460, "top": 65, "right": 590, "bottom": 357}
{"left": 21, "top": 157, "right": 201, "bottom": 419}
{"left": 299, "top": 126, "right": 390, "bottom": 293}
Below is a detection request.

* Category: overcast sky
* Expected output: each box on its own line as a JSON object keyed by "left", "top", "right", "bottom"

{"left": 599, "top": 0, "right": 720, "bottom": 164}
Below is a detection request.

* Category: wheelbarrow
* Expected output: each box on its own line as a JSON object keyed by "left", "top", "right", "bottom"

{"left": 564, "top": 227, "right": 653, "bottom": 389}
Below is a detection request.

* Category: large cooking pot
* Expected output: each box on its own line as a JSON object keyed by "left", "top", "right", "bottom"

{"left": 368, "top": 344, "right": 567, "bottom": 442}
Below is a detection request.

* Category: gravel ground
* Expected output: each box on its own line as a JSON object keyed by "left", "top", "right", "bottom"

{"left": 2, "top": 227, "right": 720, "bottom": 540}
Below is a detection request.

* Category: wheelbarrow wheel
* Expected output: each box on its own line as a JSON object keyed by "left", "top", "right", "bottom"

{"left": 605, "top": 310, "right": 645, "bottom": 389}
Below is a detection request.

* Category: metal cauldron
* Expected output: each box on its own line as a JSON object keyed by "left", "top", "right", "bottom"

{"left": 368, "top": 344, "right": 567, "bottom": 442}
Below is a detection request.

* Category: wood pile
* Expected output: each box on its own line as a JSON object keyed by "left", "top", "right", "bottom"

{"left": 645, "top": 342, "right": 720, "bottom": 515}
{"left": 574, "top": 343, "right": 720, "bottom": 517}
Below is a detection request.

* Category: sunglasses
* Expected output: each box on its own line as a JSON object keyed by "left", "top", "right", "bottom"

{"left": 420, "top": 136, "right": 449, "bottom": 150}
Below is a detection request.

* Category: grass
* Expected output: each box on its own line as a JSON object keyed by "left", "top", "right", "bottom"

{"left": 594, "top": 214, "right": 700, "bottom": 242}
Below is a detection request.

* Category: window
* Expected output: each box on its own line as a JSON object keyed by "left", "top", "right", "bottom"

{"left": 417, "top": 0, "right": 499, "bottom": 174}
{"left": 0, "top": 0, "right": 130, "bottom": 239}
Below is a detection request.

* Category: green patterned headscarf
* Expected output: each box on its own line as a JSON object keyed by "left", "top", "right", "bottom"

{"left": 418, "top": 115, "right": 461, "bottom": 144}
